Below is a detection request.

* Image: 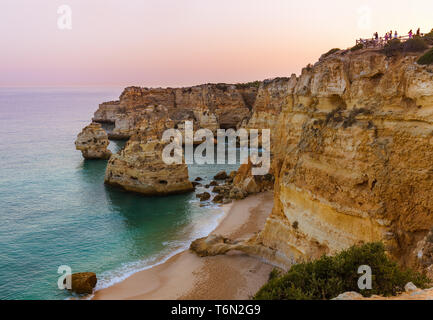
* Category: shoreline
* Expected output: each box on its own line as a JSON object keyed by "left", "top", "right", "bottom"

{"left": 92, "top": 191, "right": 274, "bottom": 300}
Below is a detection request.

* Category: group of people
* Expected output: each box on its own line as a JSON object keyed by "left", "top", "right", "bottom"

{"left": 408, "top": 28, "right": 422, "bottom": 38}
{"left": 375, "top": 28, "right": 421, "bottom": 42}
{"left": 377, "top": 30, "right": 398, "bottom": 42}
{"left": 358, "top": 28, "right": 423, "bottom": 48}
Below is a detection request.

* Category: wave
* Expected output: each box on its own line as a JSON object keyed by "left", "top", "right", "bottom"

{"left": 85, "top": 200, "right": 230, "bottom": 299}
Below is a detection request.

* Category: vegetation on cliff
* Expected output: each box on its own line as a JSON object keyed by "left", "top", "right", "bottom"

{"left": 423, "top": 30, "right": 433, "bottom": 45}
{"left": 350, "top": 43, "right": 364, "bottom": 52}
{"left": 383, "top": 38, "right": 428, "bottom": 56}
{"left": 235, "top": 81, "right": 262, "bottom": 89}
{"left": 323, "top": 48, "right": 341, "bottom": 57}
{"left": 254, "top": 243, "right": 429, "bottom": 300}
{"left": 418, "top": 47, "right": 433, "bottom": 65}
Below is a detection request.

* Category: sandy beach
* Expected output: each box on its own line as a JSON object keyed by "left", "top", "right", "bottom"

{"left": 92, "top": 191, "right": 274, "bottom": 300}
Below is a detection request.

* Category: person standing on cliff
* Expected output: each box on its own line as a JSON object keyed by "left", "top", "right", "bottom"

{"left": 394, "top": 31, "right": 398, "bottom": 39}
{"left": 416, "top": 28, "right": 421, "bottom": 37}
{"left": 409, "top": 29, "right": 413, "bottom": 38}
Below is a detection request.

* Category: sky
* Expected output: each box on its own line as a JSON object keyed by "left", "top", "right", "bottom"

{"left": 1, "top": 0, "right": 432, "bottom": 87}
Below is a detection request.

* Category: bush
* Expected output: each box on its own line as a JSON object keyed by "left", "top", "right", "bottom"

{"left": 268, "top": 268, "right": 282, "bottom": 281}
{"left": 382, "top": 39, "right": 402, "bottom": 56}
{"left": 423, "top": 29, "right": 433, "bottom": 44}
{"left": 235, "top": 81, "right": 261, "bottom": 89}
{"left": 253, "top": 242, "right": 429, "bottom": 300}
{"left": 323, "top": 48, "right": 340, "bottom": 58}
{"left": 403, "top": 38, "right": 428, "bottom": 52}
{"left": 350, "top": 43, "right": 363, "bottom": 52}
{"left": 383, "top": 38, "right": 428, "bottom": 57}
{"left": 418, "top": 48, "right": 433, "bottom": 65}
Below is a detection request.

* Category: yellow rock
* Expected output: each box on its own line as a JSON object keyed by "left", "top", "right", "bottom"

{"left": 75, "top": 123, "right": 111, "bottom": 159}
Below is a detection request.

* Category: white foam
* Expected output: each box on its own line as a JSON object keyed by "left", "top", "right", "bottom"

{"left": 86, "top": 202, "right": 229, "bottom": 299}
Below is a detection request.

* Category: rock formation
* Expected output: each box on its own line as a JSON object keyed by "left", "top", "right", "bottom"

{"left": 75, "top": 123, "right": 112, "bottom": 159}
{"left": 247, "top": 47, "right": 433, "bottom": 266}
{"left": 66, "top": 272, "right": 97, "bottom": 295}
{"left": 84, "top": 44, "right": 433, "bottom": 273}
{"left": 189, "top": 235, "right": 293, "bottom": 269}
{"left": 104, "top": 106, "right": 194, "bottom": 195}
{"left": 209, "top": 161, "right": 274, "bottom": 203}
{"left": 92, "top": 83, "right": 259, "bottom": 139}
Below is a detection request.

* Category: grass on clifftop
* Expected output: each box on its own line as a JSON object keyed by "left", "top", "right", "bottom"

{"left": 423, "top": 29, "right": 433, "bottom": 45}
{"left": 383, "top": 38, "right": 428, "bottom": 57}
{"left": 418, "top": 48, "right": 433, "bottom": 65}
{"left": 323, "top": 48, "right": 340, "bottom": 58}
{"left": 350, "top": 43, "right": 364, "bottom": 52}
{"left": 254, "top": 242, "right": 429, "bottom": 300}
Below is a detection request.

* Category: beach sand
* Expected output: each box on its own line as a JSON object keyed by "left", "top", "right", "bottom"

{"left": 92, "top": 191, "right": 274, "bottom": 300}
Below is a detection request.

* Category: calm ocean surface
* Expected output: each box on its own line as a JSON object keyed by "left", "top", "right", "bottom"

{"left": 0, "top": 87, "right": 240, "bottom": 300}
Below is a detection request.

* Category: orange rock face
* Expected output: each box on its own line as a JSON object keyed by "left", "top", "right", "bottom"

{"left": 93, "top": 84, "right": 258, "bottom": 139}
{"left": 245, "top": 48, "right": 433, "bottom": 266}
{"left": 104, "top": 106, "right": 194, "bottom": 196}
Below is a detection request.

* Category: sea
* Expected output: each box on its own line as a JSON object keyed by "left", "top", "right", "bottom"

{"left": 0, "top": 87, "right": 241, "bottom": 299}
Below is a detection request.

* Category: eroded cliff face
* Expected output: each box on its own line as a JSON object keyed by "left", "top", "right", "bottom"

{"left": 104, "top": 105, "right": 194, "bottom": 195}
{"left": 93, "top": 84, "right": 258, "bottom": 139}
{"left": 75, "top": 123, "right": 112, "bottom": 159}
{"left": 249, "top": 49, "right": 433, "bottom": 265}
{"left": 83, "top": 46, "right": 433, "bottom": 267}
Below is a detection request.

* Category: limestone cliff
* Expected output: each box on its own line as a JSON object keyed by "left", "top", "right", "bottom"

{"left": 104, "top": 106, "right": 194, "bottom": 195}
{"left": 248, "top": 48, "right": 433, "bottom": 266}
{"left": 93, "top": 84, "right": 259, "bottom": 139}
{"left": 75, "top": 123, "right": 112, "bottom": 159}
{"left": 84, "top": 44, "right": 433, "bottom": 269}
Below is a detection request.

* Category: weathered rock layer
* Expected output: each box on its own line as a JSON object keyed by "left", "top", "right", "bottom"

{"left": 104, "top": 106, "right": 194, "bottom": 195}
{"left": 75, "top": 123, "right": 112, "bottom": 159}
{"left": 247, "top": 48, "right": 433, "bottom": 265}
{"left": 93, "top": 84, "right": 259, "bottom": 139}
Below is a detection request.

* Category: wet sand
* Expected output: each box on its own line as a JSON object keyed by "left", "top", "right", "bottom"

{"left": 92, "top": 191, "right": 274, "bottom": 300}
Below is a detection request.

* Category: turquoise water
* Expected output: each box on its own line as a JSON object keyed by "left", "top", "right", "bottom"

{"left": 0, "top": 87, "right": 240, "bottom": 300}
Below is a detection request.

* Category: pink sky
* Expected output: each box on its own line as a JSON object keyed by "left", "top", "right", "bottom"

{"left": 1, "top": 0, "right": 432, "bottom": 87}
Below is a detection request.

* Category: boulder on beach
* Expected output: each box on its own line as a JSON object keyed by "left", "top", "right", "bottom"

{"left": 196, "top": 192, "right": 211, "bottom": 201}
{"left": 66, "top": 272, "right": 97, "bottom": 295}
{"left": 214, "top": 171, "right": 228, "bottom": 180}
{"left": 229, "top": 186, "right": 247, "bottom": 200}
{"left": 191, "top": 181, "right": 202, "bottom": 188}
{"left": 212, "top": 194, "right": 225, "bottom": 203}
{"left": 190, "top": 235, "right": 233, "bottom": 257}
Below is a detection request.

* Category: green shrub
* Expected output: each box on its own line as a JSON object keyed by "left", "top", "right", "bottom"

{"left": 235, "top": 81, "right": 261, "bottom": 89}
{"left": 403, "top": 38, "right": 428, "bottom": 52}
{"left": 323, "top": 48, "right": 340, "bottom": 58}
{"left": 423, "top": 29, "right": 433, "bottom": 44}
{"left": 254, "top": 242, "right": 429, "bottom": 300}
{"left": 268, "top": 268, "right": 282, "bottom": 281}
{"left": 350, "top": 43, "right": 363, "bottom": 52}
{"left": 382, "top": 39, "right": 402, "bottom": 56}
{"left": 383, "top": 38, "right": 428, "bottom": 57}
{"left": 417, "top": 48, "right": 433, "bottom": 65}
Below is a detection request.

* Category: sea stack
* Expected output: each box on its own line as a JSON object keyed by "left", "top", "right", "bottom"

{"left": 104, "top": 106, "right": 194, "bottom": 195}
{"left": 75, "top": 123, "right": 112, "bottom": 159}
